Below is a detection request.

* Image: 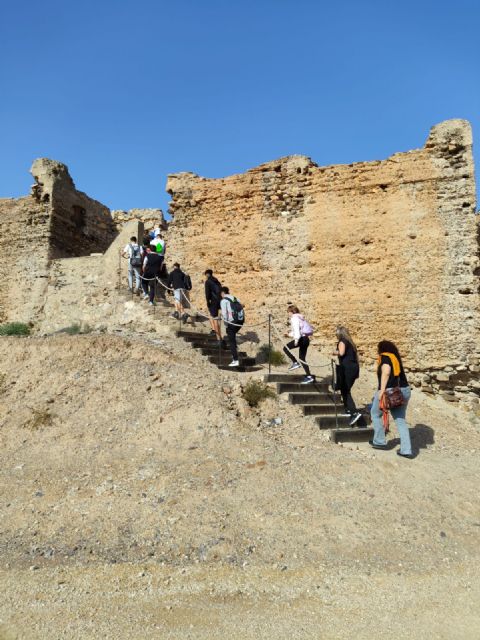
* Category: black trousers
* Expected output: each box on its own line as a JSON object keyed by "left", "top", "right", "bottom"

{"left": 142, "top": 273, "right": 157, "bottom": 302}
{"left": 284, "top": 337, "right": 311, "bottom": 376}
{"left": 226, "top": 325, "right": 240, "bottom": 360}
{"left": 340, "top": 363, "right": 359, "bottom": 414}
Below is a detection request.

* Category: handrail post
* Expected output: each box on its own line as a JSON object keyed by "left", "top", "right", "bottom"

{"left": 331, "top": 359, "right": 339, "bottom": 430}
{"left": 268, "top": 313, "right": 272, "bottom": 376}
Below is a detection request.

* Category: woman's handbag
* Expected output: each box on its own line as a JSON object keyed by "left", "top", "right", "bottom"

{"left": 384, "top": 384, "right": 404, "bottom": 409}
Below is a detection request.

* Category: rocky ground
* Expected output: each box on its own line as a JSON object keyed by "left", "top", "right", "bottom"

{"left": 1, "top": 309, "right": 480, "bottom": 639}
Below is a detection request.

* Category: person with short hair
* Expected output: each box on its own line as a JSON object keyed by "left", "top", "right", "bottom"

{"left": 283, "top": 305, "right": 314, "bottom": 384}
{"left": 370, "top": 340, "right": 413, "bottom": 458}
{"left": 333, "top": 326, "right": 361, "bottom": 425}
{"left": 141, "top": 244, "right": 162, "bottom": 305}
{"left": 167, "top": 262, "right": 189, "bottom": 322}
{"left": 204, "top": 269, "right": 223, "bottom": 342}
{"left": 121, "top": 235, "right": 143, "bottom": 293}
{"left": 220, "top": 286, "right": 243, "bottom": 367}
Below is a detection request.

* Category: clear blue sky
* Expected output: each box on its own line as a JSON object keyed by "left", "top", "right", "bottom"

{"left": 1, "top": 0, "right": 479, "bottom": 213}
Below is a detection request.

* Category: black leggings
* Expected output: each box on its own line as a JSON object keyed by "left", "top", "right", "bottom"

{"left": 284, "top": 337, "right": 311, "bottom": 376}
{"left": 340, "top": 363, "right": 359, "bottom": 414}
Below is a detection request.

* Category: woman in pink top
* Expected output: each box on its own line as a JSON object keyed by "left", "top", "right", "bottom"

{"left": 283, "top": 305, "right": 314, "bottom": 384}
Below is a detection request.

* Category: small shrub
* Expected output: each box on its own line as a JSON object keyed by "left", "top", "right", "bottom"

{"left": 64, "top": 323, "right": 81, "bottom": 335}
{"left": 242, "top": 379, "right": 276, "bottom": 407}
{"left": 25, "top": 408, "right": 54, "bottom": 431}
{"left": 0, "top": 322, "right": 30, "bottom": 336}
{"left": 63, "top": 323, "right": 93, "bottom": 335}
{"left": 258, "top": 343, "right": 286, "bottom": 366}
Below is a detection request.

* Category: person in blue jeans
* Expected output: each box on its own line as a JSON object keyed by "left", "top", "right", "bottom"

{"left": 370, "top": 340, "right": 413, "bottom": 459}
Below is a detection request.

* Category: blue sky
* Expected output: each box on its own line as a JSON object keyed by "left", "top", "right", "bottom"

{"left": 0, "top": 0, "right": 479, "bottom": 213}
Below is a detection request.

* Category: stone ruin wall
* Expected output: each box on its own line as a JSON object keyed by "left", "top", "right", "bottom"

{"left": 166, "top": 119, "right": 480, "bottom": 405}
{"left": 0, "top": 159, "right": 119, "bottom": 324}
{"left": 111, "top": 208, "right": 167, "bottom": 234}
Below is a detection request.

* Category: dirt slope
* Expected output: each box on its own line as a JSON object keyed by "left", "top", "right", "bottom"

{"left": 0, "top": 331, "right": 479, "bottom": 639}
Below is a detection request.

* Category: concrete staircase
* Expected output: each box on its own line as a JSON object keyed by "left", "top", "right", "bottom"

{"left": 264, "top": 373, "right": 373, "bottom": 443}
{"left": 177, "top": 330, "right": 257, "bottom": 372}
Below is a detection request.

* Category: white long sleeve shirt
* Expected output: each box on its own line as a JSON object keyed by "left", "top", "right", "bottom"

{"left": 220, "top": 295, "right": 234, "bottom": 324}
{"left": 289, "top": 313, "right": 303, "bottom": 342}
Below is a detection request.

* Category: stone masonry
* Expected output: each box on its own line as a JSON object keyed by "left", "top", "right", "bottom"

{"left": 31, "top": 158, "right": 117, "bottom": 258}
{"left": 166, "top": 119, "right": 479, "bottom": 404}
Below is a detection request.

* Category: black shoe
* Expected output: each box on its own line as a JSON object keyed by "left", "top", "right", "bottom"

{"left": 369, "top": 440, "right": 388, "bottom": 450}
{"left": 397, "top": 451, "right": 414, "bottom": 459}
{"left": 349, "top": 412, "right": 362, "bottom": 426}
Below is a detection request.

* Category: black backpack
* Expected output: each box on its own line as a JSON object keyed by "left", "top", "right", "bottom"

{"left": 183, "top": 274, "right": 192, "bottom": 291}
{"left": 230, "top": 297, "right": 245, "bottom": 325}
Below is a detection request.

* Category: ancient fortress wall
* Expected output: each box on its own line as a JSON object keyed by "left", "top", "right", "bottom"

{"left": 166, "top": 119, "right": 479, "bottom": 398}
{"left": 0, "top": 159, "right": 118, "bottom": 323}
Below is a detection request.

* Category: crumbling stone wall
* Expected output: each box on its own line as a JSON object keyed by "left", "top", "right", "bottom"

{"left": 31, "top": 158, "right": 117, "bottom": 259}
{"left": 0, "top": 196, "right": 51, "bottom": 323}
{"left": 111, "top": 208, "right": 167, "bottom": 234}
{"left": 0, "top": 159, "right": 118, "bottom": 323}
{"left": 166, "top": 119, "right": 479, "bottom": 404}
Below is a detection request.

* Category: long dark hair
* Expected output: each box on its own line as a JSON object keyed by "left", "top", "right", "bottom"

{"left": 377, "top": 340, "right": 404, "bottom": 366}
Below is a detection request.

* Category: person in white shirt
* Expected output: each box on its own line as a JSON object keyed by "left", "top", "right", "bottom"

{"left": 121, "top": 236, "right": 143, "bottom": 292}
{"left": 150, "top": 232, "right": 166, "bottom": 258}
{"left": 283, "top": 304, "right": 314, "bottom": 384}
{"left": 220, "top": 286, "right": 242, "bottom": 367}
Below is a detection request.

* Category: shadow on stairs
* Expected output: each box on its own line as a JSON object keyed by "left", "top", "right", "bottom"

{"left": 264, "top": 373, "right": 374, "bottom": 443}
{"left": 177, "top": 330, "right": 259, "bottom": 372}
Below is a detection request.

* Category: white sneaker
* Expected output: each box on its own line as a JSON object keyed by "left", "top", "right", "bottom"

{"left": 300, "top": 375, "right": 315, "bottom": 384}
{"left": 288, "top": 362, "right": 301, "bottom": 371}
{"left": 228, "top": 360, "right": 239, "bottom": 367}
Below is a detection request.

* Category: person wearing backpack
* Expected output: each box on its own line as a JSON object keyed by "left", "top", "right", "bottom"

{"left": 283, "top": 305, "right": 315, "bottom": 384}
{"left": 220, "top": 286, "right": 244, "bottom": 367}
{"left": 167, "top": 262, "right": 190, "bottom": 322}
{"left": 332, "top": 325, "right": 361, "bottom": 426}
{"left": 122, "top": 236, "right": 143, "bottom": 293}
{"left": 141, "top": 244, "right": 163, "bottom": 305}
{"left": 204, "top": 269, "right": 223, "bottom": 342}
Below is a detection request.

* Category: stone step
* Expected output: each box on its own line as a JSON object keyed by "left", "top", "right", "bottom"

{"left": 217, "top": 364, "right": 250, "bottom": 372}
{"left": 315, "top": 415, "right": 370, "bottom": 429}
{"left": 277, "top": 381, "right": 330, "bottom": 394}
{"left": 316, "top": 415, "right": 350, "bottom": 429}
{"left": 177, "top": 330, "right": 214, "bottom": 340}
{"left": 181, "top": 334, "right": 219, "bottom": 346}
{"left": 264, "top": 374, "right": 330, "bottom": 384}
{"left": 331, "top": 427, "right": 374, "bottom": 443}
{"left": 302, "top": 404, "right": 344, "bottom": 416}
{"left": 200, "top": 347, "right": 247, "bottom": 357}
{"left": 207, "top": 355, "right": 256, "bottom": 367}
{"left": 288, "top": 392, "right": 338, "bottom": 404}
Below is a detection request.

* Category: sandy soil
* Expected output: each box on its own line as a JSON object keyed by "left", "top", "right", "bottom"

{"left": 0, "top": 331, "right": 479, "bottom": 639}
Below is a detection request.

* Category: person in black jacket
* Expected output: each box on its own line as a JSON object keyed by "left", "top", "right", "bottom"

{"left": 332, "top": 325, "right": 361, "bottom": 425}
{"left": 141, "top": 245, "right": 163, "bottom": 305}
{"left": 167, "top": 262, "right": 189, "bottom": 321}
{"left": 204, "top": 269, "right": 223, "bottom": 341}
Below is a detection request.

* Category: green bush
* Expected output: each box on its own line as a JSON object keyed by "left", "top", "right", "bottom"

{"left": 242, "top": 379, "right": 276, "bottom": 407}
{"left": 258, "top": 343, "right": 286, "bottom": 366}
{"left": 0, "top": 322, "right": 31, "bottom": 336}
{"left": 63, "top": 323, "right": 93, "bottom": 335}
{"left": 64, "top": 323, "right": 82, "bottom": 335}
